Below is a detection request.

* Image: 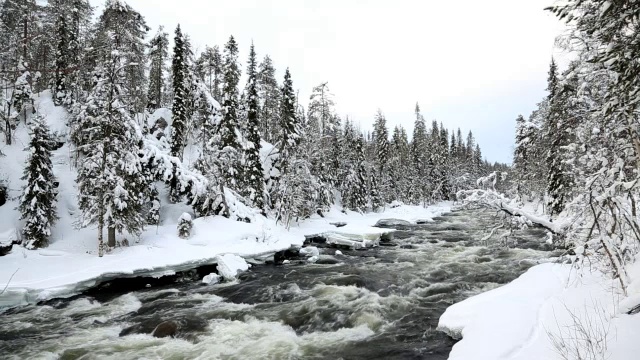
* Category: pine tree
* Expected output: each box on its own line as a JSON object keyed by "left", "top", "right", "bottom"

{"left": 411, "top": 103, "right": 429, "bottom": 205}
{"left": 513, "top": 114, "right": 533, "bottom": 195}
{"left": 257, "top": 55, "right": 279, "bottom": 142}
{"left": 369, "top": 169, "right": 383, "bottom": 212}
{"left": 92, "top": 0, "right": 149, "bottom": 113}
{"left": 52, "top": 4, "right": 69, "bottom": 105}
{"left": 272, "top": 68, "right": 303, "bottom": 223}
{"left": 242, "top": 42, "right": 266, "bottom": 212}
{"left": 169, "top": 24, "right": 188, "bottom": 202}
{"left": 544, "top": 58, "right": 571, "bottom": 215}
{"left": 74, "top": 53, "right": 147, "bottom": 257}
{"left": 218, "top": 35, "right": 243, "bottom": 189}
{"left": 196, "top": 45, "right": 223, "bottom": 101}
{"left": 372, "top": 109, "right": 390, "bottom": 202}
{"left": 341, "top": 128, "right": 368, "bottom": 212}
{"left": 177, "top": 212, "right": 193, "bottom": 238}
{"left": 147, "top": 26, "right": 169, "bottom": 110}
{"left": 18, "top": 114, "right": 57, "bottom": 249}
{"left": 12, "top": 58, "right": 32, "bottom": 121}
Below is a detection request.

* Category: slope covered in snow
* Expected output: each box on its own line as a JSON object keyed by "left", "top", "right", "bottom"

{"left": 0, "top": 94, "right": 452, "bottom": 308}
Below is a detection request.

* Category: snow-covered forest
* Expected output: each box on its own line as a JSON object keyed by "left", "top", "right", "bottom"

{"left": 2, "top": 0, "right": 640, "bottom": 359}
{"left": 0, "top": 0, "right": 491, "bottom": 254}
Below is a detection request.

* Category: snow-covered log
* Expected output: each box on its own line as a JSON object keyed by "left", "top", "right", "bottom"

{"left": 457, "top": 189, "right": 569, "bottom": 235}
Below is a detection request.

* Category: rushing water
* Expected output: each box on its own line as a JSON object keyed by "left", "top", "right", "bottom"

{"left": 0, "top": 209, "right": 560, "bottom": 360}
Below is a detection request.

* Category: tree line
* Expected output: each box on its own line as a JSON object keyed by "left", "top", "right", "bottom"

{"left": 0, "top": 0, "right": 490, "bottom": 255}
{"left": 511, "top": 0, "right": 640, "bottom": 291}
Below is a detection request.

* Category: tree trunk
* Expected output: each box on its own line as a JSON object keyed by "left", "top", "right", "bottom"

{"left": 98, "top": 217, "right": 104, "bottom": 257}
{"left": 108, "top": 227, "right": 116, "bottom": 248}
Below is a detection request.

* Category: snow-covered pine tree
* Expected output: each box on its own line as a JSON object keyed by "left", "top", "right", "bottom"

{"left": 513, "top": 114, "right": 533, "bottom": 196}
{"left": 339, "top": 121, "right": 368, "bottom": 212}
{"left": 473, "top": 143, "right": 483, "bottom": 177}
{"left": 52, "top": 3, "right": 69, "bottom": 106}
{"left": 74, "top": 52, "right": 147, "bottom": 257}
{"left": 92, "top": 0, "right": 149, "bottom": 114}
{"left": 169, "top": 24, "right": 188, "bottom": 202}
{"left": 147, "top": 26, "right": 169, "bottom": 111}
{"left": 438, "top": 123, "right": 451, "bottom": 199}
{"left": 272, "top": 68, "right": 303, "bottom": 223}
{"left": 369, "top": 169, "right": 383, "bottom": 212}
{"left": 373, "top": 109, "right": 390, "bottom": 202}
{"left": 177, "top": 212, "right": 193, "bottom": 239}
{"left": 218, "top": 35, "right": 243, "bottom": 189}
{"left": 411, "top": 103, "right": 429, "bottom": 205}
{"left": 12, "top": 58, "right": 32, "bottom": 121}
{"left": 18, "top": 113, "right": 58, "bottom": 249}
{"left": 257, "top": 55, "right": 279, "bottom": 142}
{"left": 544, "top": 59, "right": 571, "bottom": 216}
{"left": 242, "top": 42, "right": 266, "bottom": 212}
{"left": 191, "top": 80, "right": 227, "bottom": 217}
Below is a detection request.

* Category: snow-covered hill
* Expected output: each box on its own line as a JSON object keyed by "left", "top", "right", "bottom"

{"left": 0, "top": 94, "right": 452, "bottom": 307}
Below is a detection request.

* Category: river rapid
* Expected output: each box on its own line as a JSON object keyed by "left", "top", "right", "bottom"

{"left": 0, "top": 209, "right": 560, "bottom": 360}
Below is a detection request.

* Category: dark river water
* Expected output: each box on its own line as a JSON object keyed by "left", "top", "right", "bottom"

{"left": 0, "top": 209, "right": 559, "bottom": 359}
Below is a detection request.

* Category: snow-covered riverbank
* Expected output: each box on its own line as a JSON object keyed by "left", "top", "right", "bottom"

{"left": 0, "top": 202, "right": 452, "bottom": 308}
{"left": 438, "top": 261, "right": 640, "bottom": 360}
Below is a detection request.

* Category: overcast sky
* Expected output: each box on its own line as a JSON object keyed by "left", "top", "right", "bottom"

{"left": 92, "top": 0, "right": 565, "bottom": 164}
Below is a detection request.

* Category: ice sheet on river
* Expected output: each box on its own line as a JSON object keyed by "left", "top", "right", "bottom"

{"left": 0, "top": 202, "right": 452, "bottom": 308}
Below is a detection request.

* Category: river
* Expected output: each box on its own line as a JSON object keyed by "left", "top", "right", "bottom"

{"left": 0, "top": 209, "right": 559, "bottom": 359}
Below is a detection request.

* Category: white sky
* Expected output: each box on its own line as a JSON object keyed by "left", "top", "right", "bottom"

{"left": 91, "top": 0, "right": 566, "bottom": 164}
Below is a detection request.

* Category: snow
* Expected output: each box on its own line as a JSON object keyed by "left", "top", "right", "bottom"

{"left": 0, "top": 97, "right": 451, "bottom": 310}
{"left": 0, "top": 202, "right": 450, "bottom": 308}
{"left": 215, "top": 254, "right": 250, "bottom": 281}
{"left": 202, "top": 273, "right": 221, "bottom": 285}
{"left": 438, "top": 261, "right": 640, "bottom": 360}
{"left": 0, "top": 91, "right": 453, "bottom": 309}
{"left": 299, "top": 246, "right": 320, "bottom": 257}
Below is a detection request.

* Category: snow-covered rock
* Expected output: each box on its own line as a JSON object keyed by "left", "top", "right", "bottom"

{"left": 299, "top": 246, "right": 320, "bottom": 257}
{"left": 215, "top": 254, "right": 250, "bottom": 281}
{"left": 374, "top": 219, "right": 411, "bottom": 227}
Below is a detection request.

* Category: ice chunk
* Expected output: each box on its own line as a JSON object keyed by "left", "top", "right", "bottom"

{"left": 202, "top": 273, "right": 220, "bottom": 285}
{"left": 215, "top": 254, "right": 250, "bottom": 281}
{"left": 299, "top": 246, "right": 320, "bottom": 257}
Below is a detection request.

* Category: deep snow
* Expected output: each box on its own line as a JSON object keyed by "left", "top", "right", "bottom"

{"left": 438, "top": 243, "right": 640, "bottom": 360}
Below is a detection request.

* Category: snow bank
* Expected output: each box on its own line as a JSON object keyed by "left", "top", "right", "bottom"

{"left": 0, "top": 200, "right": 452, "bottom": 308}
{"left": 438, "top": 262, "right": 640, "bottom": 360}
{"left": 215, "top": 254, "right": 250, "bottom": 281}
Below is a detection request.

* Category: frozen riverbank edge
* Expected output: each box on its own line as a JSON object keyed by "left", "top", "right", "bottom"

{"left": 438, "top": 259, "right": 640, "bottom": 360}
{"left": 0, "top": 202, "right": 452, "bottom": 309}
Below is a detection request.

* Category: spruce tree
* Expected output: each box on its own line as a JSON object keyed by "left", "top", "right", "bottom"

{"left": 218, "top": 35, "right": 243, "bottom": 189}
{"left": 373, "top": 109, "right": 390, "bottom": 201}
{"left": 545, "top": 58, "right": 572, "bottom": 215}
{"left": 147, "top": 26, "right": 169, "bottom": 110}
{"left": 169, "top": 25, "right": 188, "bottom": 202}
{"left": 242, "top": 42, "right": 266, "bottom": 212}
{"left": 92, "top": 0, "right": 149, "bottom": 113}
{"left": 12, "top": 58, "right": 32, "bottom": 120}
{"left": 19, "top": 114, "right": 58, "bottom": 249}
{"left": 411, "top": 103, "right": 429, "bottom": 205}
{"left": 74, "top": 54, "right": 147, "bottom": 257}
{"left": 53, "top": 6, "right": 69, "bottom": 106}
{"left": 257, "top": 55, "right": 279, "bottom": 142}
{"left": 272, "top": 68, "right": 304, "bottom": 224}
